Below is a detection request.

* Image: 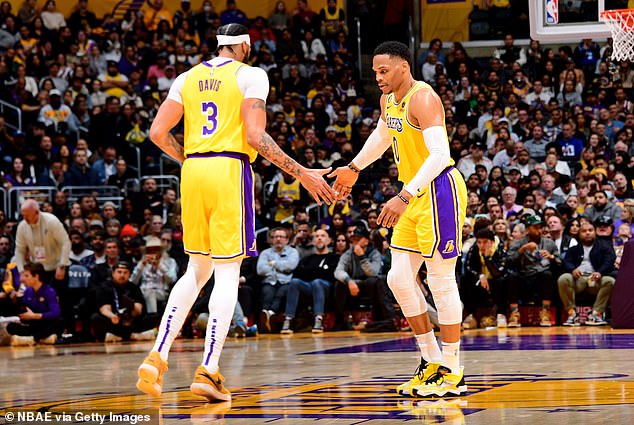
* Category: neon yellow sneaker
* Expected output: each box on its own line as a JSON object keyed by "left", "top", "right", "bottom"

{"left": 413, "top": 365, "right": 467, "bottom": 397}
{"left": 396, "top": 359, "right": 440, "bottom": 396}
{"left": 136, "top": 351, "right": 168, "bottom": 397}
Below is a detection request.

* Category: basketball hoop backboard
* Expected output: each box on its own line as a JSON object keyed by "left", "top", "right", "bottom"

{"left": 529, "top": 0, "right": 613, "bottom": 42}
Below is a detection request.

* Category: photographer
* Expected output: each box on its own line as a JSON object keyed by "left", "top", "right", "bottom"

{"left": 91, "top": 262, "right": 159, "bottom": 342}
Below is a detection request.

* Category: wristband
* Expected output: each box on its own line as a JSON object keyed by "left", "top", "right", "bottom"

{"left": 396, "top": 193, "right": 409, "bottom": 205}
{"left": 348, "top": 162, "right": 360, "bottom": 173}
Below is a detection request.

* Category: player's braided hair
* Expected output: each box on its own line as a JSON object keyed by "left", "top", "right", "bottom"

{"left": 373, "top": 41, "right": 411, "bottom": 68}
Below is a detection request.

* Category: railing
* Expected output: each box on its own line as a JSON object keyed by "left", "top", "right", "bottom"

{"left": 306, "top": 203, "right": 326, "bottom": 225}
{"left": 61, "top": 186, "right": 124, "bottom": 209}
{"left": 7, "top": 186, "right": 56, "bottom": 219}
{"left": 159, "top": 153, "right": 182, "bottom": 177}
{"left": 0, "top": 99, "right": 22, "bottom": 132}
{"left": 137, "top": 175, "right": 180, "bottom": 196}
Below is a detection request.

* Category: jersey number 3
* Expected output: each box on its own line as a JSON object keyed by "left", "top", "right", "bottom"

{"left": 201, "top": 101, "right": 218, "bottom": 137}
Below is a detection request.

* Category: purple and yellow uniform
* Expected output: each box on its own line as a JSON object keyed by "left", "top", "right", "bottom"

{"left": 167, "top": 57, "right": 268, "bottom": 261}
{"left": 386, "top": 81, "right": 468, "bottom": 259}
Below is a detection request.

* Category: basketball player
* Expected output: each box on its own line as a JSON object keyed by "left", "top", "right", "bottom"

{"left": 330, "top": 41, "right": 468, "bottom": 397}
{"left": 136, "top": 24, "right": 335, "bottom": 402}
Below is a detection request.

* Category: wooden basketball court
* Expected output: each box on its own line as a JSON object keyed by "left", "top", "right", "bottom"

{"left": 2, "top": 327, "right": 634, "bottom": 424}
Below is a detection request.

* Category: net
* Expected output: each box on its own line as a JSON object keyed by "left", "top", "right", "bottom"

{"left": 600, "top": 9, "right": 634, "bottom": 61}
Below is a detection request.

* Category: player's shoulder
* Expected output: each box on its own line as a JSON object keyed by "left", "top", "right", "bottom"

{"left": 411, "top": 82, "right": 441, "bottom": 104}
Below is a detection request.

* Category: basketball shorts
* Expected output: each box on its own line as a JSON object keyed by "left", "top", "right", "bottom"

{"left": 391, "top": 166, "right": 467, "bottom": 260}
{"left": 181, "top": 152, "right": 257, "bottom": 261}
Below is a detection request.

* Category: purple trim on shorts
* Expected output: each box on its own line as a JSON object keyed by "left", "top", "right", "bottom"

{"left": 433, "top": 168, "right": 460, "bottom": 260}
{"left": 187, "top": 151, "right": 257, "bottom": 257}
{"left": 242, "top": 159, "right": 258, "bottom": 257}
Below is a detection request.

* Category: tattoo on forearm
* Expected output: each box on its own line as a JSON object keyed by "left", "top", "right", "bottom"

{"left": 154, "top": 133, "right": 185, "bottom": 162}
{"left": 251, "top": 100, "right": 266, "bottom": 111}
{"left": 256, "top": 131, "right": 301, "bottom": 177}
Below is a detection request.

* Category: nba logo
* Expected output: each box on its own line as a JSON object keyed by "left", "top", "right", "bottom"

{"left": 546, "top": 0, "right": 559, "bottom": 24}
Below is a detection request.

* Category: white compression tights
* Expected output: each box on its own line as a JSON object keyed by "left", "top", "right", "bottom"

{"left": 200, "top": 261, "right": 241, "bottom": 373}
{"left": 152, "top": 256, "right": 214, "bottom": 361}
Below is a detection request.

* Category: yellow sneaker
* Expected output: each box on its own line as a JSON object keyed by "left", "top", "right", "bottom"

{"left": 413, "top": 365, "right": 467, "bottom": 397}
{"left": 190, "top": 365, "right": 231, "bottom": 402}
{"left": 136, "top": 351, "right": 168, "bottom": 397}
{"left": 396, "top": 360, "right": 440, "bottom": 396}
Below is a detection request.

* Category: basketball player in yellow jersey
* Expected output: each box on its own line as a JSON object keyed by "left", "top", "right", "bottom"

{"left": 136, "top": 24, "right": 335, "bottom": 403}
{"left": 330, "top": 41, "right": 468, "bottom": 397}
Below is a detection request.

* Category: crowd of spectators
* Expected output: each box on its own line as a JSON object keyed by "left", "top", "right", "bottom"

{"left": 0, "top": 0, "right": 632, "bottom": 345}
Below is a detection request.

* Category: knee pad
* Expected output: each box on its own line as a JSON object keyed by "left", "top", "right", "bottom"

{"left": 426, "top": 257, "right": 462, "bottom": 325}
{"left": 387, "top": 252, "right": 427, "bottom": 317}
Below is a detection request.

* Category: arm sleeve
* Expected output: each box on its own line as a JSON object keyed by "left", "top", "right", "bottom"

{"left": 403, "top": 126, "right": 452, "bottom": 195}
{"left": 166, "top": 71, "right": 189, "bottom": 104}
{"left": 237, "top": 66, "right": 269, "bottom": 100}
{"left": 351, "top": 118, "right": 392, "bottom": 170}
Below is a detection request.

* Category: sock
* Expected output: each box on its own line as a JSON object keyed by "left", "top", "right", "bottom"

{"left": 441, "top": 341, "right": 460, "bottom": 374}
{"left": 415, "top": 330, "right": 442, "bottom": 363}
{"left": 201, "top": 262, "right": 240, "bottom": 374}
{"left": 152, "top": 256, "right": 213, "bottom": 362}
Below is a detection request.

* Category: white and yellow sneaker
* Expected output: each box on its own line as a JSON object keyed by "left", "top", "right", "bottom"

{"left": 396, "top": 359, "right": 440, "bottom": 396}
{"left": 413, "top": 365, "right": 467, "bottom": 397}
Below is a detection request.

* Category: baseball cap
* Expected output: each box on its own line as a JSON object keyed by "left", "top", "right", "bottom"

{"left": 49, "top": 89, "right": 61, "bottom": 97}
{"left": 498, "top": 117, "right": 510, "bottom": 126}
{"left": 102, "top": 201, "right": 117, "bottom": 209}
{"left": 89, "top": 219, "right": 104, "bottom": 228}
{"left": 107, "top": 60, "right": 119, "bottom": 67}
{"left": 507, "top": 165, "right": 521, "bottom": 174}
{"left": 113, "top": 261, "right": 133, "bottom": 271}
{"left": 594, "top": 215, "right": 613, "bottom": 227}
{"left": 325, "top": 126, "right": 337, "bottom": 133}
{"left": 472, "top": 141, "right": 486, "bottom": 150}
{"left": 525, "top": 215, "right": 544, "bottom": 226}
{"left": 145, "top": 236, "right": 163, "bottom": 253}
{"left": 165, "top": 64, "right": 175, "bottom": 71}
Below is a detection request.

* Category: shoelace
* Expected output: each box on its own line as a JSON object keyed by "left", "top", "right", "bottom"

{"left": 414, "top": 362, "right": 428, "bottom": 379}
{"left": 424, "top": 367, "right": 449, "bottom": 385}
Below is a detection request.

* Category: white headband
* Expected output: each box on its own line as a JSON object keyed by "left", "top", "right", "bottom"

{"left": 216, "top": 34, "right": 251, "bottom": 47}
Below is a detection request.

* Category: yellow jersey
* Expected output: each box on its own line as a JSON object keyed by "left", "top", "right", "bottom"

{"left": 180, "top": 59, "right": 257, "bottom": 161}
{"left": 384, "top": 81, "right": 454, "bottom": 184}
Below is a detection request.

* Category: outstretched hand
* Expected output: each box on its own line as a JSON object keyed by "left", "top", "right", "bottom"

{"left": 299, "top": 167, "right": 336, "bottom": 205}
{"left": 327, "top": 166, "right": 359, "bottom": 200}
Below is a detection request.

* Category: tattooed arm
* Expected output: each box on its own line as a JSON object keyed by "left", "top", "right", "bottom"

{"left": 242, "top": 98, "right": 335, "bottom": 205}
{"left": 149, "top": 99, "right": 185, "bottom": 163}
